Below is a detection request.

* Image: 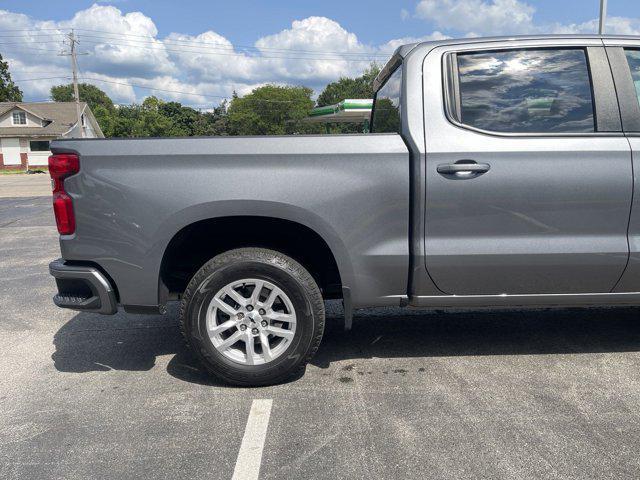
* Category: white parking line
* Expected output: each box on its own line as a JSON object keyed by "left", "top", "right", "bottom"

{"left": 232, "top": 399, "right": 273, "bottom": 480}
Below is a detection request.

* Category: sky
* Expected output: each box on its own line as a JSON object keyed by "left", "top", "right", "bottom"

{"left": 1, "top": 0, "right": 639, "bottom": 107}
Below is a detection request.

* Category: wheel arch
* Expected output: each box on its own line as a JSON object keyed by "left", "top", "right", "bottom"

{"left": 156, "top": 200, "right": 355, "bottom": 306}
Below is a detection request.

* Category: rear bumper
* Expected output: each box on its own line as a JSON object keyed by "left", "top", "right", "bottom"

{"left": 49, "top": 259, "right": 118, "bottom": 315}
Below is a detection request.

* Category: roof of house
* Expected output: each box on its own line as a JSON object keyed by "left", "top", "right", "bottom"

{"left": 0, "top": 101, "right": 88, "bottom": 137}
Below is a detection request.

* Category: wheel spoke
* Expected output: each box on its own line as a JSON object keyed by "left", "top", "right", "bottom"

{"left": 216, "top": 330, "right": 243, "bottom": 351}
{"left": 245, "top": 332, "right": 256, "bottom": 365}
{"left": 208, "top": 319, "right": 237, "bottom": 336}
{"left": 259, "top": 332, "right": 272, "bottom": 362}
{"left": 266, "top": 326, "right": 294, "bottom": 340}
{"left": 213, "top": 297, "right": 237, "bottom": 316}
{"left": 261, "top": 288, "right": 279, "bottom": 310}
{"left": 269, "top": 311, "right": 296, "bottom": 324}
{"left": 224, "top": 286, "right": 248, "bottom": 307}
{"left": 250, "top": 280, "right": 265, "bottom": 305}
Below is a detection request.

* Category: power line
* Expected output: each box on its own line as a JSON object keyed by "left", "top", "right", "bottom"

{"left": 11, "top": 73, "right": 330, "bottom": 110}
{"left": 2, "top": 51, "right": 64, "bottom": 58}
{"left": 3, "top": 54, "right": 376, "bottom": 107}
{"left": 0, "top": 28, "right": 63, "bottom": 32}
{"left": 0, "top": 45, "right": 63, "bottom": 53}
{"left": 0, "top": 33, "right": 65, "bottom": 38}
{"left": 69, "top": 27, "right": 389, "bottom": 57}
{"left": 77, "top": 37, "right": 385, "bottom": 62}
{"left": 73, "top": 30, "right": 391, "bottom": 58}
{"left": 1, "top": 26, "right": 382, "bottom": 108}
{"left": 78, "top": 34, "right": 387, "bottom": 60}
{"left": 79, "top": 76, "right": 227, "bottom": 99}
{"left": 0, "top": 28, "right": 391, "bottom": 59}
{"left": 79, "top": 76, "right": 312, "bottom": 103}
{"left": 13, "top": 76, "right": 71, "bottom": 82}
{"left": 0, "top": 41, "right": 44, "bottom": 45}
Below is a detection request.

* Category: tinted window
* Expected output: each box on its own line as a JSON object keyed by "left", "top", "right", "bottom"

{"left": 30, "top": 141, "right": 50, "bottom": 152}
{"left": 372, "top": 66, "right": 402, "bottom": 133}
{"left": 624, "top": 49, "right": 640, "bottom": 107}
{"left": 455, "top": 49, "right": 595, "bottom": 133}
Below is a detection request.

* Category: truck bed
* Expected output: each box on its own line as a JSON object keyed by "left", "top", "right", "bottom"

{"left": 51, "top": 134, "right": 410, "bottom": 311}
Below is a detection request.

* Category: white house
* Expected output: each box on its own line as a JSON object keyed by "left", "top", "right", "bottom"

{"left": 0, "top": 102, "right": 104, "bottom": 170}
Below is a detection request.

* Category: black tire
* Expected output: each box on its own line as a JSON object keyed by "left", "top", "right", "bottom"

{"left": 179, "top": 248, "right": 325, "bottom": 386}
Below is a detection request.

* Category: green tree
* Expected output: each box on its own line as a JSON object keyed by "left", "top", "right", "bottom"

{"left": 316, "top": 64, "right": 380, "bottom": 107}
{"left": 0, "top": 53, "right": 23, "bottom": 102}
{"left": 90, "top": 104, "right": 117, "bottom": 136}
{"left": 370, "top": 98, "right": 400, "bottom": 133}
{"left": 227, "top": 85, "right": 318, "bottom": 135}
{"left": 158, "top": 101, "right": 199, "bottom": 136}
{"left": 315, "top": 64, "right": 380, "bottom": 133}
{"left": 51, "top": 83, "right": 117, "bottom": 135}
{"left": 204, "top": 101, "right": 229, "bottom": 136}
{"left": 50, "top": 83, "right": 115, "bottom": 111}
{"left": 48, "top": 82, "right": 231, "bottom": 138}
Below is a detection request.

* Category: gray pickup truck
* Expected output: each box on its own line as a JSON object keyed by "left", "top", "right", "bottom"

{"left": 49, "top": 35, "right": 640, "bottom": 385}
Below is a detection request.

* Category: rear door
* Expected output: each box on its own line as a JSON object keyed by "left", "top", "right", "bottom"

{"left": 422, "top": 39, "right": 632, "bottom": 295}
{"left": 606, "top": 40, "right": 640, "bottom": 292}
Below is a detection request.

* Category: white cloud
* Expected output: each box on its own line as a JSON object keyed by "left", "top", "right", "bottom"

{"left": 4, "top": 60, "right": 70, "bottom": 101}
{"left": 61, "top": 4, "right": 174, "bottom": 78}
{"left": 253, "top": 16, "right": 374, "bottom": 84}
{"left": 415, "top": 0, "right": 536, "bottom": 35}
{"left": 15, "top": 1, "right": 639, "bottom": 110}
{"left": 0, "top": 5, "right": 173, "bottom": 103}
{"left": 412, "top": 0, "right": 640, "bottom": 36}
{"left": 76, "top": 73, "right": 137, "bottom": 103}
{"left": 551, "top": 16, "right": 640, "bottom": 36}
{"left": 162, "top": 16, "right": 390, "bottom": 96}
{"left": 2, "top": 6, "right": 406, "bottom": 105}
{"left": 163, "top": 31, "right": 262, "bottom": 84}
{"left": 379, "top": 32, "right": 451, "bottom": 53}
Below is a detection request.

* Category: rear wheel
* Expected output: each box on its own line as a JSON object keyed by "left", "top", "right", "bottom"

{"left": 179, "top": 248, "right": 325, "bottom": 386}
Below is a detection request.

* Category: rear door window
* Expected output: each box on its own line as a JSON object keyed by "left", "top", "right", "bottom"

{"left": 452, "top": 48, "right": 596, "bottom": 134}
{"left": 624, "top": 49, "right": 640, "bottom": 107}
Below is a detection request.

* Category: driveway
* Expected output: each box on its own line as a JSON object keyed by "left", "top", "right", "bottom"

{"left": 2, "top": 174, "right": 640, "bottom": 479}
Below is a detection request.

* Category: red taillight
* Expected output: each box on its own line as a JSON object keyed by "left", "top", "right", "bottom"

{"left": 48, "top": 153, "right": 79, "bottom": 178}
{"left": 52, "top": 192, "right": 76, "bottom": 235}
{"left": 48, "top": 153, "right": 79, "bottom": 235}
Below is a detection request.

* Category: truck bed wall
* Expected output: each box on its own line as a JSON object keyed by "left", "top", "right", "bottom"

{"left": 52, "top": 134, "right": 410, "bottom": 309}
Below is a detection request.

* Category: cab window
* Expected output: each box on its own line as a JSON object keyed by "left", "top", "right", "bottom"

{"left": 371, "top": 66, "right": 402, "bottom": 133}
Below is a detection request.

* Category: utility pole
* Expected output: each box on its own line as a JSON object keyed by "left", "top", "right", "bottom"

{"left": 599, "top": 0, "right": 608, "bottom": 35}
{"left": 60, "top": 30, "right": 87, "bottom": 137}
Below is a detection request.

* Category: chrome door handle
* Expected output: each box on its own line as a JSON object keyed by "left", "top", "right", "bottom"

{"left": 437, "top": 161, "right": 490, "bottom": 176}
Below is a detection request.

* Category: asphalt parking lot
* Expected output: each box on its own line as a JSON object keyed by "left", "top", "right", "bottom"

{"left": 2, "top": 174, "right": 640, "bottom": 479}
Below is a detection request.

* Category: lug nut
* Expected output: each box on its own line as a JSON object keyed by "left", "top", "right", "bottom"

{"left": 261, "top": 320, "right": 268, "bottom": 327}
{"left": 237, "top": 312, "right": 245, "bottom": 319}
{"left": 259, "top": 308, "right": 266, "bottom": 315}
{"left": 239, "top": 324, "right": 247, "bottom": 331}
{"left": 251, "top": 328, "right": 259, "bottom": 335}
{"left": 247, "top": 305, "right": 254, "bottom": 312}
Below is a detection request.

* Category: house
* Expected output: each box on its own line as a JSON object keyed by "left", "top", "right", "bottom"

{"left": 0, "top": 102, "right": 104, "bottom": 170}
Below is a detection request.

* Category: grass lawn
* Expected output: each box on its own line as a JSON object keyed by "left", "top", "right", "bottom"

{"left": 0, "top": 169, "right": 48, "bottom": 175}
